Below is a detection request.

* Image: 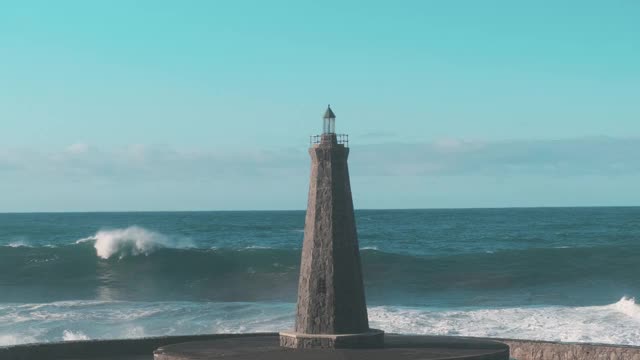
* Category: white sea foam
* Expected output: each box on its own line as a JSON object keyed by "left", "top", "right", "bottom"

{"left": 609, "top": 296, "right": 640, "bottom": 320}
{"left": 62, "top": 330, "right": 90, "bottom": 341}
{"left": 243, "top": 245, "right": 271, "bottom": 250}
{"left": 3, "top": 235, "right": 32, "bottom": 248}
{"left": 74, "top": 236, "right": 95, "bottom": 244}
{"left": 75, "top": 226, "right": 193, "bottom": 259}
{"left": 361, "top": 246, "right": 379, "bottom": 250}
{"left": 6, "top": 240, "right": 30, "bottom": 248}
{"left": 368, "top": 297, "right": 640, "bottom": 345}
{"left": 0, "top": 301, "right": 293, "bottom": 345}
{"left": 122, "top": 326, "right": 146, "bottom": 338}
{"left": 0, "top": 334, "right": 37, "bottom": 346}
{"left": 0, "top": 334, "right": 19, "bottom": 346}
{"left": 2, "top": 298, "right": 639, "bottom": 346}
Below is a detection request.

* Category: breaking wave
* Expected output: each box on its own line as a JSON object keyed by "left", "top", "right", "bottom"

{"left": 76, "top": 226, "right": 193, "bottom": 259}
{"left": 6, "top": 240, "right": 31, "bottom": 248}
{"left": 62, "top": 330, "right": 90, "bottom": 341}
{"left": 609, "top": 296, "right": 640, "bottom": 320}
{"left": 368, "top": 297, "right": 640, "bottom": 345}
{"left": 1, "top": 298, "right": 639, "bottom": 346}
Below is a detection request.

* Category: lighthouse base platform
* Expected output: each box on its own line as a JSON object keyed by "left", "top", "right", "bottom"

{"left": 153, "top": 334, "right": 509, "bottom": 360}
{"left": 279, "top": 329, "right": 384, "bottom": 349}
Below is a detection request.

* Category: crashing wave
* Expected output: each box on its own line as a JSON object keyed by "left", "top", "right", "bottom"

{"left": 62, "top": 330, "right": 90, "bottom": 341}
{"left": 368, "top": 297, "right": 640, "bottom": 345}
{"left": 6, "top": 240, "right": 31, "bottom": 248}
{"left": 76, "top": 226, "right": 193, "bottom": 259}
{"left": 609, "top": 296, "right": 640, "bottom": 320}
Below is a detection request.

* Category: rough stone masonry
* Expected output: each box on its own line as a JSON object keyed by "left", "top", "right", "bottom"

{"left": 294, "top": 133, "right": 369, "bottom": 334}
{"left": 279, "top": 107, "right": 383, "bottom": 349}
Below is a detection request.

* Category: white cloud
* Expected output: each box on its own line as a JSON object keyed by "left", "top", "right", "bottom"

{"left": 352, "top": 136, "right": 640, "bottom": 176}
{"left": 1, "top": 137, "right": 640, "bottom": 182}
{"left": 65, "top": 143, "right": 90, "bottom": 155}
{"left": 3, "top": 138, "right": 640, "bottom": 211}
{"left": 432, "top": 138, "right": 485, "bottom": 153}
{"left": 0, "top": 143, "right": 306, "bottom": 182}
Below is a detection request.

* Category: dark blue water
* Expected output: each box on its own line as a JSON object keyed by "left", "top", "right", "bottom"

{"left": 1, "top": 208, "right": 639, "bottom": 345}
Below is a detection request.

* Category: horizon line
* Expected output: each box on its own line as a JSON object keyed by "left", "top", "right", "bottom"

{"left": 2, "top": 204, "right": 640, "bottom": 215}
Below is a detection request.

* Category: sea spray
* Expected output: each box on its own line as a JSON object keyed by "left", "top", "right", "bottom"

{"left": 78, "top": 226, "right": 193, "bottom": 259}
{"left": 62, "top": 330, "right": 90, "bottom": 341}
{"left": 7, "top": 240, "right": 30, "bottom": 248}
{"left": 0, "top": 334, "right": 37, "bottom": 346}
{"left": 7, "top": 242, "right": 26, "bottom": 248}
{"left": 609, "top": 296, "right": 640, "bottom": 320}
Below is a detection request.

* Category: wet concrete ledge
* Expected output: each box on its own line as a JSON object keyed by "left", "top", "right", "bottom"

{"left": 1, "top": 333, "right": 639, "bottom": 360}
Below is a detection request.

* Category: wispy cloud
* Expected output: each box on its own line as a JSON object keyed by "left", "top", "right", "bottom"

{"left": 1, "top": 137, "right": 639, "bottom": 182}
{"left": 352, "top": 136, "right": 640, "bottom": 176}
{"left": 0, "top": 144, "right": 306, "bottom": 182}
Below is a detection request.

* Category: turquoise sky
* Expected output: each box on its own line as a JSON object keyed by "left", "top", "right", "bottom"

{"left": 1, "top": 1, "right": 639, "bottom": 211}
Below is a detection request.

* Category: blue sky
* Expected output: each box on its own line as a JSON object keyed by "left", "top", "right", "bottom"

{"left": 1, "top": 1, "right": 639, "bottom": 211}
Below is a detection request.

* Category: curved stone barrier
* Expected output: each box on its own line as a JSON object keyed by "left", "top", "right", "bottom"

{"left": 1, "top": 333, "right": 638, "bottom": 360}
{"left": 496, "top": 338, "right": 640, "bottom": 360}
{"left": 154, "top": 335, "right": 509, "bottom": 360}
{"left": 0, "top": 333, "right": 273, "bottom": 360}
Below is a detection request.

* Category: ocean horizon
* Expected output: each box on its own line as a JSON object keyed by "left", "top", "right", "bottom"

{"left": 1, "top": 207, "right": 639, "bottom": 347}
{"left": 5, "top": 205, "right": 640, "bottom": 214}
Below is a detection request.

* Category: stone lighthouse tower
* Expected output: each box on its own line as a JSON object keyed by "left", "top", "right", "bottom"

{"left": 280, "top": 106, "right": 384, "bottom": 349}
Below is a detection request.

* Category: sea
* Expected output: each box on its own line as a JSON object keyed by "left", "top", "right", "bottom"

{"left": 1, "top": 207, "right": 639, "bottom": 347}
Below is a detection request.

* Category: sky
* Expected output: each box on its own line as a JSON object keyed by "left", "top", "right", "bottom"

{"left": 1, "top": 0, "right": 639, "bottom": 211}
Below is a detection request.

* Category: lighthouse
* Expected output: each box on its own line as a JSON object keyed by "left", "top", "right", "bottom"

{"left": 154, "top": 106, "right": 509, "bottom": 359}
{"left": 279, "top": 106, "right": 384, "bottom": 349}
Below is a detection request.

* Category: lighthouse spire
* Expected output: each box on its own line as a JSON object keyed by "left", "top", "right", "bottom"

{"left": 323, "top": 104, "right": 336, "bottom": 119}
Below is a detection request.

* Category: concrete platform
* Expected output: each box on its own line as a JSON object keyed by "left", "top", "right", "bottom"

{"left": 279, "top": 329, "right": 384, "bottom": 348}
{"left": 153, "top": 334, "right": 509, "bottom": 360}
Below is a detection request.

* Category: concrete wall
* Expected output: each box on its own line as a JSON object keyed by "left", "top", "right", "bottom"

{"left": 495, "top": 338, "right": 640, "bottom": 360}
{"left": 2, "top": 333, "right": 639, "bottom": 360}
{"left": 0, "top": 333, "right": 273, "bottom": 360}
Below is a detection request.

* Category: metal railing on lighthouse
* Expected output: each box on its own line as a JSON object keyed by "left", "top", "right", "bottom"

{"left": 309, "top": 134, "right": 349, "bottom": 147}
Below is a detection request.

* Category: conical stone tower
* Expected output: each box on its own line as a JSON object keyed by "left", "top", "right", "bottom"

{"left": 280, "top": 106, "right": 384, "bottom": 349}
